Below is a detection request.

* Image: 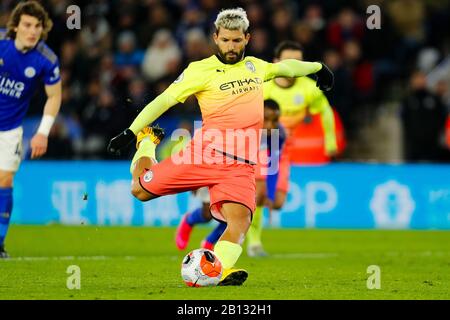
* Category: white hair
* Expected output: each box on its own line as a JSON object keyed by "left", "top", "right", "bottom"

{"left": 214, "top": 7, "right": 249, "bottom": 33}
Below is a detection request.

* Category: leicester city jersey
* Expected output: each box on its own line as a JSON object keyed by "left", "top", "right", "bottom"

{"left": 0, "top": 29, "right": 60, "bottom": 131}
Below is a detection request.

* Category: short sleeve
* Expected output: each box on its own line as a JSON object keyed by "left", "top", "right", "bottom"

{"left": 42, "top": 59, "right": 61, "bottom": 85}
{"left": 165, "top": 63, "right": 205, "bottom": 103}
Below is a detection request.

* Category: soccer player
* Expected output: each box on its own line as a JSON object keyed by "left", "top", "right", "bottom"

{"left": 264, "top": 41, "right": 338, "bottom": 159}
{"left": 0, "top": 1, "right": 62, "bottom": 258}
{"left": 107, "top": 8, "right": 333, "bottom": 286}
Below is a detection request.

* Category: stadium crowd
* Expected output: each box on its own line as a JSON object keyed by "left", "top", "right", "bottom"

{"left": 1, "top": 0, "right": 449, "bottom": 162}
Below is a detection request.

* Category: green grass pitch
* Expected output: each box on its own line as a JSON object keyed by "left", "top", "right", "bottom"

{"left": 0, "top": 225, "right": 449, "bottom": 300}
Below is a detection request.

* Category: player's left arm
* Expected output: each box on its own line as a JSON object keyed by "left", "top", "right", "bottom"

{"left": 265, "top": 60, "right": 334, "bottom": 91}
{"left": 30, "top": 81, "right": 62, "bottom": 159}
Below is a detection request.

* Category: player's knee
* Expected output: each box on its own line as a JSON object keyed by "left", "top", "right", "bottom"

{"left": 202, "top": 204, "right": 213, "bottom": 221}
{"left": 274, "top": 192, "right": 286, "bottom": 210}
{"left": 0, "top": 172, "right": 14, "bottom": 188}
{"left": 273, "top": 200, "right": 284, "bottom": 210}
{"left": 256, "top": 193, "right": 265, "bottom": 206}
{"left": 229, "top": 211, "right": 252, "bottom": 230}
{"left": 255, "top": 180, "right": 266, "bottom": 206}
{"left": 243, "top": 215, "right": 252, "bottom": 230}
{"left": 131, "top": 184, "right": 151, "bottom": 201}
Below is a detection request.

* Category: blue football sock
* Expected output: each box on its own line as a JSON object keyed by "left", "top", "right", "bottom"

{"left": 205, "top": 222, "right": 227, "bottom": 245}
{"left": 0, "top": 187, "right": 13, "bottom": 247}
{"left": 186, "top": 207, "right": 209, "bottom": 226}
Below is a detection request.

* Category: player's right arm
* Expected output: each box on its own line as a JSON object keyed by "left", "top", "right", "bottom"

{"left": 107, "top": 63, "right": 204, "bottom": 155}
{"left": 31, "top": 53, "right": 62, "bottom": 159}
{"left": 265, "top": 60, "right": 334, "bottom": 91}
{"left": 316, "top": 97, "right": 338, "bottom": 156}
{"left": 106, "top": 91, "right": 178, "bottom": 155}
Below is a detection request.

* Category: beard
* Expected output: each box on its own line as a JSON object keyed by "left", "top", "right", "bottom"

{"left": 217, "top": 47, "right": 245, "bottom": 64}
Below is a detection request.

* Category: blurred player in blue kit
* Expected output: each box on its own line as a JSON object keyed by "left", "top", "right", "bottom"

{"left": 0, "top": 1, "right": 62, "bottom": 258}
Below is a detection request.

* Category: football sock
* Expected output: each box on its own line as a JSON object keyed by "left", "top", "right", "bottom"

{"left": 130, "top": 138, "right": 156, "bottom": 173}
{"left": 205, "top": 222, "right": 227, "bottom": 245}
{"left": 186, "top": 207, "right": 209, "bottom": 226}
{"left": 214, "top": 240, "right": 242, "bottom": 269}
{"left": 246, "top": 206, "right": 263, "bottom": 247}
{"left": 0, "top": 187, "right": 13, "bottom": 247}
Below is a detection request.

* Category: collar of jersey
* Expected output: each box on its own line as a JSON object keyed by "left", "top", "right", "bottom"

{"left": 10, "top": 39, "right": 38, "bottom": 55}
